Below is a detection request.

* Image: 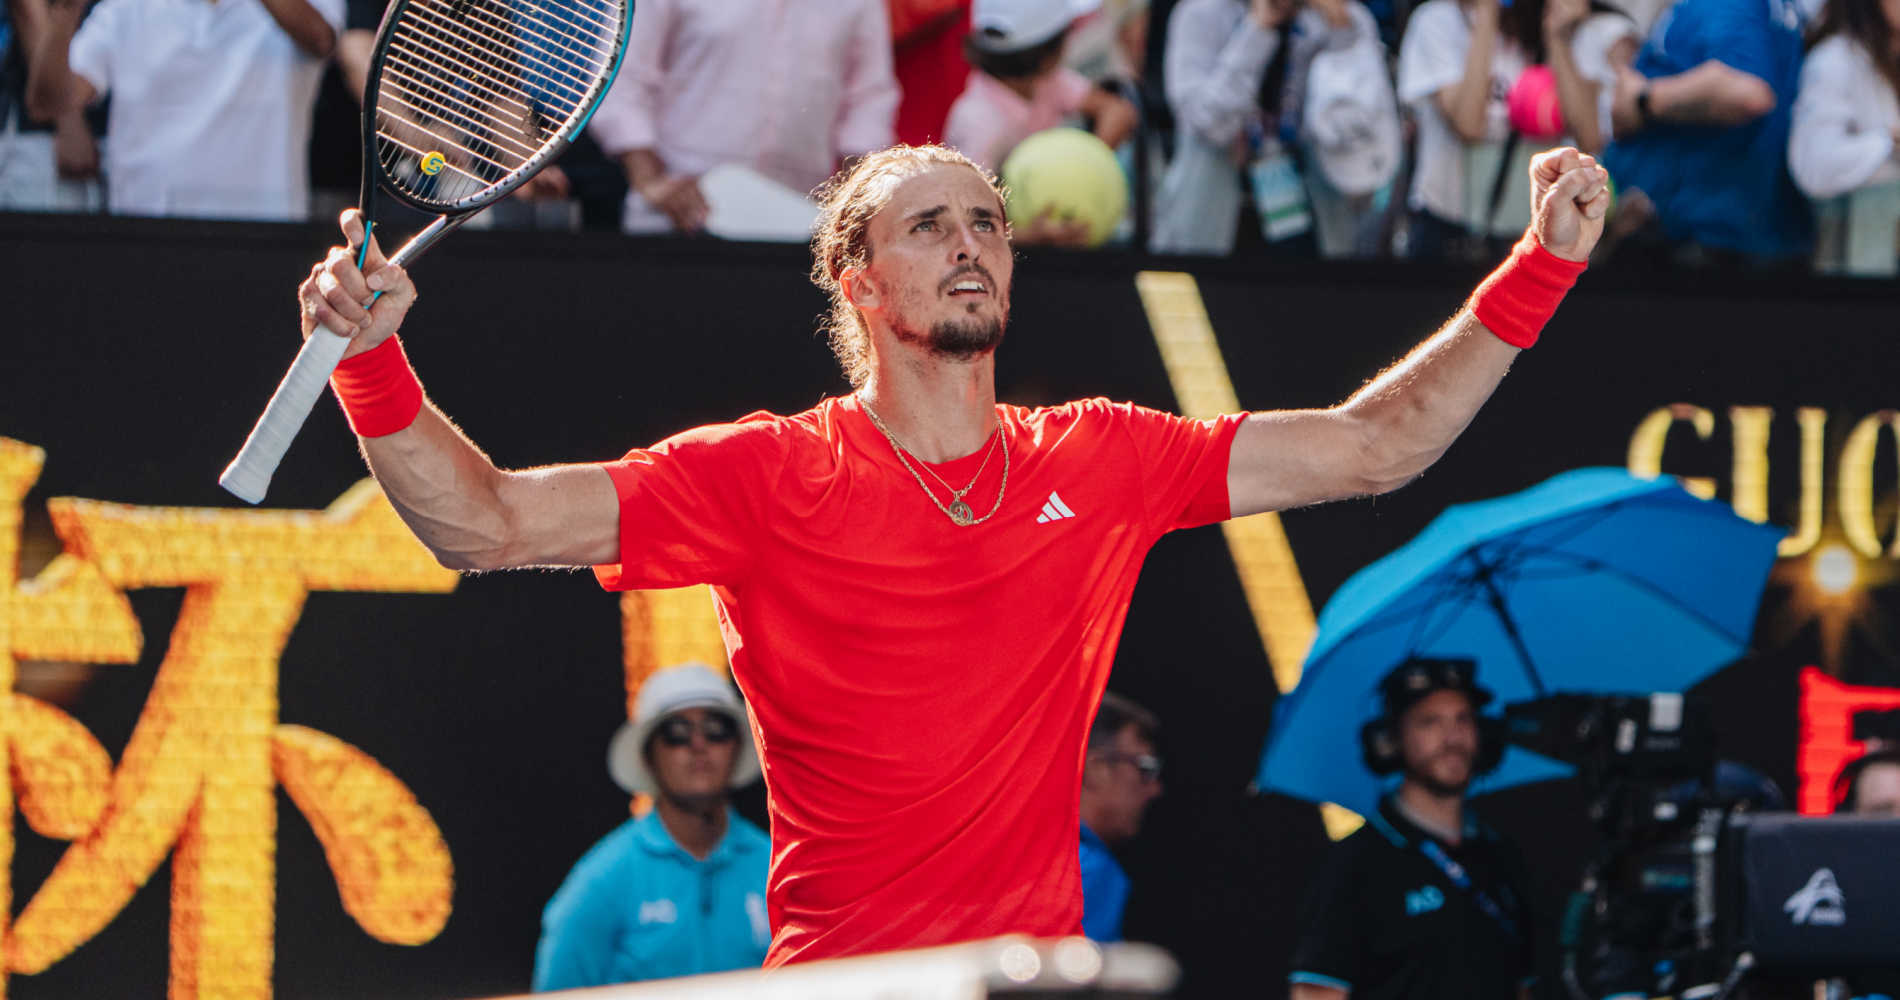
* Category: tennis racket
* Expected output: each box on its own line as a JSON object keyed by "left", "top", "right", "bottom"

{"left": 220, "top": 0, "right": 630, "bottom": 504}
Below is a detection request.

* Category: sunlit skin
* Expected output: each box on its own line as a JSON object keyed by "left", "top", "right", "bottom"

{"left": 645, "top": 706, "right": 740, "bottom": 860}
{"left": 1080, "top": 725, "right": 1163, "bottom": 845}
{"left": 841, "top": 164, "right": 1016, "bottom": 464}
{"left": 1852, "top": 761, "right": 1900, "bottom": 816}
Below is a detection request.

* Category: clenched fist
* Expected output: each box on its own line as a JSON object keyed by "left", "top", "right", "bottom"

{"left": 1527, "top": 147, "right": 1612, "bottom": 262}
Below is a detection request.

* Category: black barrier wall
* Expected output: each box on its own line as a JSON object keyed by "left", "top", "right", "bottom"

{"left": 3, "top": 211, "right": 1897, "bottom": 999}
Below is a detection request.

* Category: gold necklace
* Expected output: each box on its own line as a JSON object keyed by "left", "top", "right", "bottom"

{"left": 912, "top": 424, "right": 1000, "bottom": 499}
{"left": 859, "top": 397, "right": 1010, "bottom": 527}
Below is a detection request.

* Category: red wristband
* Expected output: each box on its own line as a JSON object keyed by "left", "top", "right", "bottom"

{"left": 1467, "top": 234, "right": 1587, "bottom": 349}
{"left": 330, "top": 336, "right": 423, "bottom": 437}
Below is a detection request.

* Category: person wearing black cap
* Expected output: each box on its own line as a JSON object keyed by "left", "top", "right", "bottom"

{"left": 1288, "top": 656, "right": 1536, "bottom": 1000}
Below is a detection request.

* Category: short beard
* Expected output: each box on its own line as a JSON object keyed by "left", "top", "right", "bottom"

{"left": 1402, "top": 757, "right": 1473, "bottom": 799}
{"left": 894, "top": 312, "right": 1005, "bottom": 361}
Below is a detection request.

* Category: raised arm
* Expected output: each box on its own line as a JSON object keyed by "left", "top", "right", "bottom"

{"left": 1543, "top": 0, "right": 1616, "bottom": 153}
{"left": 257, "top": 0, "right": 336, "bottom": 59}
{"left": 11, "top": 0, "right": 94, "bottom": 172}
{"left": 336, "top": 26, "right": 376, "bottom": 103}
{"left": 23, "top": 0, "right": 94, "bottom": 123}
{"left": 300, "top": 211, "right": 620, "bottom": 571}
{"left": 1163, "top": 0, "right": 1287, "bottom": 148}
{"left": 1433, "top": 0, "right": 1499, "bottom": 142}
{"left": 1226, "top": 148, "right": 1609, "bottom": 517}
{"left": 1609, "top": 58, "right": 1776, "bottom": 134}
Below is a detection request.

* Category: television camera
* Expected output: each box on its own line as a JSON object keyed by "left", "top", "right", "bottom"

{"left": 1503, "top": 693, "right": 1900, "bottom": 1000}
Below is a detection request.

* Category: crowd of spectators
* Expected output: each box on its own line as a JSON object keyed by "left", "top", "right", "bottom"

{"left": 3, "top": 0, "right": 1898, "bottom": 273}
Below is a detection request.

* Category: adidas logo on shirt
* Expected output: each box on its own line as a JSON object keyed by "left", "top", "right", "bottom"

{"left": 1036, "top": 492, "right": 1077, "bottom": 524}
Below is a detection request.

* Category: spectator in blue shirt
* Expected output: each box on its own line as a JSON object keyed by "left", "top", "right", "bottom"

{"left": 532, "top": 663, "right": 770, "bottom": 990}
{"left": 1601, "top": 0, "right": 1812, "bottom": 264}
{"left": 1078, "top": 692, "right": 1163, "bottom": 942}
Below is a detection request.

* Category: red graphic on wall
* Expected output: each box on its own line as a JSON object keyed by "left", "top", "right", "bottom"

{"left": 1798, "top": 667, "right": 1900, "bottom": 814}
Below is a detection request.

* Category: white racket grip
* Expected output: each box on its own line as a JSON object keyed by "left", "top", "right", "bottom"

{"left": 219, "top": 331, "right": 356, "bottom": 504}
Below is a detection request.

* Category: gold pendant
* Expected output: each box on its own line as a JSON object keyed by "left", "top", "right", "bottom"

{"left": 947, "top": 500, "right": 975, "bottom": 526}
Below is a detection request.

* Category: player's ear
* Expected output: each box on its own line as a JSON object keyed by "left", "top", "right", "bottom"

{"left": 841, "top": 265, "right": 882, "bottom": 313}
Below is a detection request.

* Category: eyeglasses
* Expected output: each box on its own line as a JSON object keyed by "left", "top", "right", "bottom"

{"left": 654, "top": 713, "right": 739, "bottom": 748}
{"left": 1094, "top": 752, "right": 1163, "bottom": 784}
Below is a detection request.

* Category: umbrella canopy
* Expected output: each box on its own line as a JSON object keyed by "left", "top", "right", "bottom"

{"left": 1256, "top": 467, "right": 1785, "bottom": 818}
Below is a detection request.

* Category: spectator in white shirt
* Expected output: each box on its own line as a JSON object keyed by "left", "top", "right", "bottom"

{"left": 587, "top": 0, "right": 899, "bottom": 235}
{"left": 25, "top": 0, "right": 341, "bottom": 221}
{"left": 1397, "top": 0, "right": 1636, "bottom": 258}
{"left": 1788, "top": 0, "right": 1900, "bottom": 198}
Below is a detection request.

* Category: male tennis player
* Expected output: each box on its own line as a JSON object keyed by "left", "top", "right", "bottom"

{"left": 298, "top": 143, "right": 1609, "bottom": 967}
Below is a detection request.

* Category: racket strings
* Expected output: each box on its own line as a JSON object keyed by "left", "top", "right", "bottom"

{"left": 452, "top": 0, "right": 613, "bottom": 98}
{"left": 404, "top": 1, "right": 592, "bottom": 109}
{"left": 373, "top": 0, "right": 623, "bottom": 209}
{"left": 385, "top": 35, "right": 541, "bottom": 126}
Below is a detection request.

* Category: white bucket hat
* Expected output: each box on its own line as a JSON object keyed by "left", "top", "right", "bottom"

{"left": 607, "top": 663, "right": 761, "bottom": 796}
{"left": 970, "top": 0, "right": 1102, "bottom": 54}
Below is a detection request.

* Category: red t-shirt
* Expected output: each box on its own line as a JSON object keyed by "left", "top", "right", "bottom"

{"left": 594, "top": 395, "right": 1244, "bottom": 966}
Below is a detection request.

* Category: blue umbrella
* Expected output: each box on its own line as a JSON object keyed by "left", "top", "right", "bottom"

{"left": 1255, "top": 467, "right": 1785, "bottom": 817}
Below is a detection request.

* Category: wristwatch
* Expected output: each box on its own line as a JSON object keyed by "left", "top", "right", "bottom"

{"left": 1635, "top": 85, "right": 1655, "bottom": 127}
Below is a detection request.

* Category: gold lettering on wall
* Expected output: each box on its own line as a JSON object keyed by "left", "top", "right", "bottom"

{"left": 1133, "top": 272, "right": 1320, "bottom": 693}
{"left": 1132, "top": 273, "right": 1360, "bottom": 841}
{"left": 1725, "top": 406, "right": 1827, "bottom": 557}
{"left": 0, "top": 438, "right": 458, "bottom": 999}
{"left": 1839, "top": 411, "right": 1900, "bottom": 558}
{"left": 1627, "top": 405, "right": 1717, "bottom": 499}
{"left": 619, "top": 586, "right": 730, "bottom": 701}
{"left": 0, "top": 440, "right": 141, "bottom": 1000}
{"left": 1785, "top": 408, "right": 1827, "bottom": 557}
{"left": 619, "top": 586, "right": 731, "bottom": 815}
{"left": 1626, "top": 407, "right": 1833, "bottom": 558}
{"left": 1729, "top": 406, "right": 1773, "bottom": 525}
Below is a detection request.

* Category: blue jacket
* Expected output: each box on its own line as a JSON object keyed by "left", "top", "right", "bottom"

{"left": 1603, "top": 0, "right": 1810, "bottom": 259}
{"left": 1079, "top": 823, "right": 1131, "bottom": 942}
{"left": 532, "top": 810, "right": 772, "bottom": 990}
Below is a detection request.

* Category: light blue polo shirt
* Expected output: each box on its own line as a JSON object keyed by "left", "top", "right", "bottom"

{"left": 532, "top": 810, "right": 772, "bottom": 991}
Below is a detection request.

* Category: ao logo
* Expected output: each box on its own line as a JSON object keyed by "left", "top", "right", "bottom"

{"left": 1405, "top": 886, "right": 1445, "bottom": 916}
{"left": 746, "top": 892, "right": 770, "bottom": 946}
{"left": 1783, "top": 868, "right": 1846, "bottom": 926}
{"left": 638, "top": 898, "right": 679, "bottom": 925}
{"left": 420, "top": 151, "right": 447, "bottom": 176}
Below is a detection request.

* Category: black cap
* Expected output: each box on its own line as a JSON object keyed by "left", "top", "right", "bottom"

{"left": 1378, "top": 656, "right": 1493, "bottom": 719}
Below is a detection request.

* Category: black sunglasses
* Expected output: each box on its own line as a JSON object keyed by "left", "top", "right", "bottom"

{"left": 654, "top": 713, "right": 739, "bottom": 748}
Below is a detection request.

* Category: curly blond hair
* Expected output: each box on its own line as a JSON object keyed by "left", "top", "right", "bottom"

{"left": 810, "top": 145, "right": 1009, "bottom": 388}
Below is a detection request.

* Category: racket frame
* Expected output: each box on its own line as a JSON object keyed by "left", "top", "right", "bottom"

{"left": 218, "top": 0, "right": 630, "bottom": 504}
{"left": 358, "top": 0, "right": 632, "bottom": 266}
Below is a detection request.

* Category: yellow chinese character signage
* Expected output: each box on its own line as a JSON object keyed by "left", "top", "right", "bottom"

{"left": 0, "top": 438, "right": 456, "bottom": 999}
